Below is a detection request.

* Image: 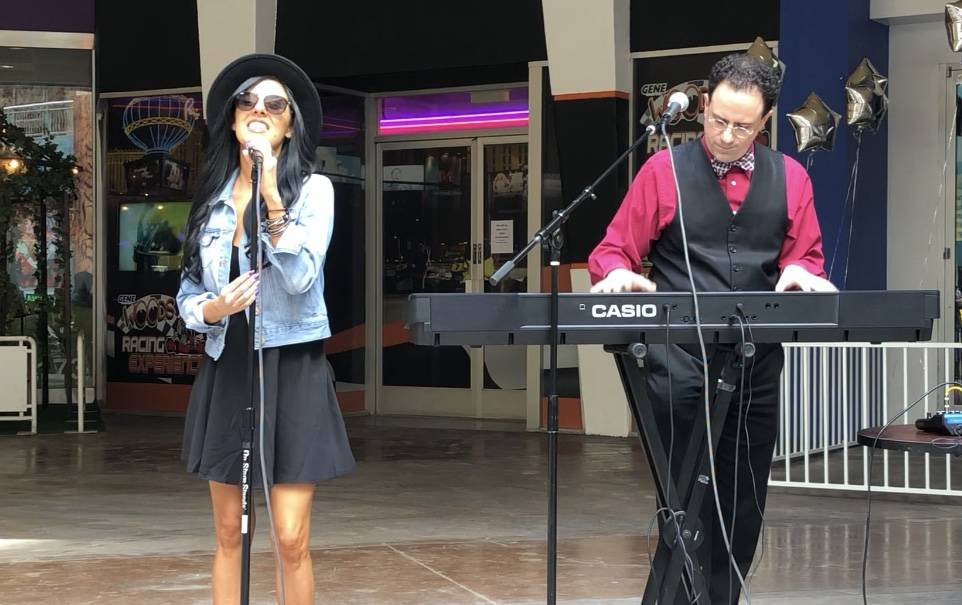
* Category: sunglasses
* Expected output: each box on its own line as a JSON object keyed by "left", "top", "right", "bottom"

{"left": 235, "top": 91, "right": 290, "bottom": 115}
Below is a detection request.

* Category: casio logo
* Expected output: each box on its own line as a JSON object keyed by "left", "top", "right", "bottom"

{"left": 591, "top": 304, "right": 658, "bottom": 319}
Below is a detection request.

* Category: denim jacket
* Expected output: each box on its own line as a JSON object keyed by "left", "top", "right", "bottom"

{"left": 176, "top": 171, "right": 334, "bottom": 360}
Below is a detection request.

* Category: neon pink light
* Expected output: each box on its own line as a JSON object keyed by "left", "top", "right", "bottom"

{"left": 381, "top": 117, "right": 528, "bottom": 130}
{"left": 381, "top": 110, "right": 529, "bottom": 124}
{"left": 378, "top": 117, "right": 529, "bottom": 135}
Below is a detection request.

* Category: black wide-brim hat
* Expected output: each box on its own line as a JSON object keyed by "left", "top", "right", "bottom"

{"left": 206, "top": 53, "right": 322, "bottom": 148}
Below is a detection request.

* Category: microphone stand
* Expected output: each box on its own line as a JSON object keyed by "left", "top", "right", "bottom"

{"left": 490, "top": 122, "right": 662, "bottom": 605}
{"left": 240, "top": 154, "right": 262, "bottom": 605}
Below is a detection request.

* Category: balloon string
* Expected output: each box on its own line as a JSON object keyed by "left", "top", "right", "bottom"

{"left": 842, "top": 133, "right": 863, "bottom": 288}
{"left": 805, "top": 152, "right": 816, "bottom": 173}
{"left": 828, "top": 132, "right": 862, "bottom": 283}
{"left": 927, "top": 93, "right": 960, "bottom": 290}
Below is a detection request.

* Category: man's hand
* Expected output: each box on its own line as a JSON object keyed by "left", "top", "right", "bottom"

{"left": 590, "top": 268, "right": 657, "bottom": 293}
{"left": 775, "top": 264, "right": 837, "bottom": 292}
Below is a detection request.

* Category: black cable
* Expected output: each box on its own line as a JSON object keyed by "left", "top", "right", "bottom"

{"left": 861, "top": 381, "right": 962, "bottom": 605}
{"left": 740, "top": 318, "right": 767, "bottom": 586}
{"left": 252, "top": 162, "right": 286, "bottom": 605}
{"left": 666, "top": 305, "right": 675, "bottom": 515}
{"left": 663, "top": 127, "right": 750, "bottom": 603}
{"left": 645, "top": 505, "right": 703, "bottom": 605}
{"left": 663, "top": 304, "right": 703, "bottom": 604}
{"left": 728, "top": 313, "right": 748, "bottom": 605}
{"left": 646, "top": 305, "right": 703, "bottom": 604}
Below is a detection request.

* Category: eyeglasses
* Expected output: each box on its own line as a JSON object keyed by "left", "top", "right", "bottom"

{"left": 235, "top": 91, "right": 290, "bottom": 115}
{"left": 706, "top": 113, "right": 756, "bottom": 139}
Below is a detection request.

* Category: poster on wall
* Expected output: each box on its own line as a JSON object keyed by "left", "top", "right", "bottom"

{"left": 633, "top": 49, "right": 775, "bottom": 174}
{"left": 106, "top": 292, "right": 205, "bottom": 379}
{"left": 104, "top": 92, "right": 207, "bottom": 385}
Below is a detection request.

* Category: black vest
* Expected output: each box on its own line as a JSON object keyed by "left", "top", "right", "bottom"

{"left": 648, "top": 140, "right": 787, "bottom": 293}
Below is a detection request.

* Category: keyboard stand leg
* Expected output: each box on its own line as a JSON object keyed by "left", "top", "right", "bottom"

{"left": 612, "top": 345, "right": 740, "bottom": 605}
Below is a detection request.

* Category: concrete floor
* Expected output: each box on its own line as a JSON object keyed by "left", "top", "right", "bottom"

{"left": 0, "top": 413, "right": 960, "bottom": 604}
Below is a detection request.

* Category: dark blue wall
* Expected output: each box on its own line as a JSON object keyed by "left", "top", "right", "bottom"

{"left": 778, "top": 0, "right": 888, "bottom": 289}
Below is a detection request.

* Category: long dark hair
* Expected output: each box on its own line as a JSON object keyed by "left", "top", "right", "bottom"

{"left": 181, "top": 76, "right": 315, "bottom": 284}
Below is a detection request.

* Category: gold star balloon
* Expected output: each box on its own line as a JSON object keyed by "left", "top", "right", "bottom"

{"left": 787, "top": 92, "right": 841, "bottom": 153}
{"left": 745, "top": 36, "right": 786, "bottom": 83}
{"left": 845, "top": 58, "right": 888, "bottom": 132}
{"left": 947, "top": 1, "right": 962, "bottom": 52}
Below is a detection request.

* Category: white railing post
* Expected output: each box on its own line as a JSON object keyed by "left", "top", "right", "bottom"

{"left": 842, "top": 348, "right": 850, "bottom": 485}
{"left": 65, "top": 333, "right": 96, "bottom": 435}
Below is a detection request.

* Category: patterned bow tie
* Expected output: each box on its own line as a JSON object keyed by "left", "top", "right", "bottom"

{"left": 710, "top": 150, "right": 755, "bottom": 178}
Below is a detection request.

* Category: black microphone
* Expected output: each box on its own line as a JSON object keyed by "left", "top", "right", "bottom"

{"left": 245, "top": 139, "right": 264, "bottom": 164}
{"left": 645, "top": 91, "right": 690, "bottom": 135}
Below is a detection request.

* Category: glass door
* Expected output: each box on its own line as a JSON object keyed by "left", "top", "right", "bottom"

{"left": 378, "top": 140, "right": 475, "bottom": 415}
{"left": 376, "top": 137, "right": 529, "bottom": 418}
{"left": 0, "top": 45, "right": 94, "bottom": 405}
{"left": 473, "top": 136, "right": 528, "bottom": 417}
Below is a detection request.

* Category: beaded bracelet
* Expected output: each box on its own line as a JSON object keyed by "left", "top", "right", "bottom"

{"left": 266, "top": 221, "right": 289, "bottom": 237}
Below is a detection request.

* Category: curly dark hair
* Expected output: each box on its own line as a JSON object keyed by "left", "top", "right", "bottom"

{"left": 708, "top": 53, "right": 781, "bottom": 114}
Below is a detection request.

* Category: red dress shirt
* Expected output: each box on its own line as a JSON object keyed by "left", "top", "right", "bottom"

{"left": 588, "top": 139, "right": 827, "bottom": 284}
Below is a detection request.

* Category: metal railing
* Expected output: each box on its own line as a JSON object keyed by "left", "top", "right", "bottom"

{"left": 771, "top": 342, "right": 962, "bottom": 496}
{"left": 4, "top": 100, "right": 74, "bottom": 138}
{"left": 0, "top": 336, "right": 38, "bottom": 435}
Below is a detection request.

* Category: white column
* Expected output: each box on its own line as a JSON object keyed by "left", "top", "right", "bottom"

{"left": 541, "top": 0, "right": 630, "bottom": 97}
{"left": 196, "top": 0, "right": 277, "bottom": 117}
{"left": 570, "top": 267, "right": 632, "bottom": 437}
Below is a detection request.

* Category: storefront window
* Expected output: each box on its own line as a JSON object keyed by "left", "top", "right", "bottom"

{"left": 316, "top": 91, "right": 366, "bottom": 412}
{"left": 0, "top": 46, "right": 93, "bottom": 404}
{"left": 102, "top": 92, "right": 206, "bottom": 408}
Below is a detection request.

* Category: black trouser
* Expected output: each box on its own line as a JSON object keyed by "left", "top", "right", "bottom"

{"left": 643, "top": 342, "right": 783, "bottom": 605}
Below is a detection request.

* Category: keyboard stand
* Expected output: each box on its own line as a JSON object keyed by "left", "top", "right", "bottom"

{"left": 610, "top": 343, "right": 746, "bottom": 604}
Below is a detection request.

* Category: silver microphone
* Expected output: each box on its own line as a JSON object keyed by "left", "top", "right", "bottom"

{"left": 645, "top": 92, "right": 691, "bottom": 135}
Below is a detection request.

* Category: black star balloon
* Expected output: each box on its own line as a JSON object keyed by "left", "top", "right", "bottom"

{"left": 845, "top": 58, "right": 888, "bottom": 133}
{"left": 745, "top": 36, "right": 786, "bottom": 83}
{"left": 787, "top": 92, "right": 841, "bottom": 153}
{"left": 947, "top": 1, "right": 962, "bottom": 52}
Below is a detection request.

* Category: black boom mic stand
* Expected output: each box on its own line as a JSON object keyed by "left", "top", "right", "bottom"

{"left": 490, "top": 120, "right": 665, "bottom": 605}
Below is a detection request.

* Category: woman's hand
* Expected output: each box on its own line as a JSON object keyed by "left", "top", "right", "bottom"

{"left": 243, "top": 137, "right": 284, "bottom": 212}
{"left": 202, "top": 270, "right": 259, "bottom": 325}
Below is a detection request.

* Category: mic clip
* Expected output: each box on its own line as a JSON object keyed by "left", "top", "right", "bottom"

{"left": 245, "top": 141, "right": 264, "bottom": 164}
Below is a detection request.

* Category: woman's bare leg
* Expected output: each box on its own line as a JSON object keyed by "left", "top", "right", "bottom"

{"left": 269, "top": 483, "right": 316, "bottom": 604}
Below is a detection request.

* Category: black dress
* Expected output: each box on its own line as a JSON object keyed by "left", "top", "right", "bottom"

{"left": 182, "top": 246, "right": 356, "bottom": 486}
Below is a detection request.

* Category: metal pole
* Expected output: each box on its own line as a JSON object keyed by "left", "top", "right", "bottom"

{"left": 65, "top": 332, "right": 95, "bottom": 434}
{"left": 38, "top": 195, "right": 48, "bottom": 407}
{"left": 77, "top": 332, "right": 83, "bottom": 430}
{"left": 546, "top": 227, "right": 562, "bottom": 605}
{"left": 63, "top": 190, "right": 72, "bottom": 407}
